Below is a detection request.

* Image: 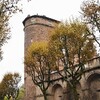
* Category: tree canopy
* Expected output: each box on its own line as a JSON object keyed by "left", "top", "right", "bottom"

{"left": 16, "top": 84, "right": 25, "bottom": 100}
{"left": 0, "top": 0, "right": 21, "bottom": 60}
{"left": 49, "top": 20, "right": 96, "bottom": 65}
{"left": 81, "top": 0, "right": 100, "bottom": 46}
{"left": 0, "top": 72, "right": 21, "bottom": 100}
{"left": 25, "top": 41, "right": 56, "bottom": 100}
{"left": 48, "top": 19, "right": 96, "bottom": 100}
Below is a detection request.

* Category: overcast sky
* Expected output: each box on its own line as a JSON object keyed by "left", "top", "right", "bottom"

{"left": 0, "top": 0, "right": 90, "bottom": 84}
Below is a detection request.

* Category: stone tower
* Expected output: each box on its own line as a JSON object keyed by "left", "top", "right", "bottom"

{"left": 23, "top": 15, "right": 60, "bottom": 100}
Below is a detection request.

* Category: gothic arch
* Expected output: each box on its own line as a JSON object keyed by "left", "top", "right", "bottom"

{"left": 52, "top": 84, "right": 64, "bottom": 100}
{"left": 87, "top": 73, "right": 100, "bottom": 100}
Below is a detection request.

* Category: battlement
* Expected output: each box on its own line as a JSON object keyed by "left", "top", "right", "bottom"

{"left": 23, "top": 15, "right": 60, "bottom": 27}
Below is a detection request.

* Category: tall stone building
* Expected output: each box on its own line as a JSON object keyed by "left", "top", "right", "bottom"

{"left": 23, "top": 15, "right": 60, "bottom": 100}
{"left": 23, "top": 15, "right": 100, "bottom": 100}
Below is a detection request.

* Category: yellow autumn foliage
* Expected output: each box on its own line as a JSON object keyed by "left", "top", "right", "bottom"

{"left": 49, "top": 19, "right": 96, "bottom": 64}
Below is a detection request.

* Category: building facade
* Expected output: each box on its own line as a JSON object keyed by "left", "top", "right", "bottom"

{"left": 23, "top": 15, "right": 100, "bottom": 100}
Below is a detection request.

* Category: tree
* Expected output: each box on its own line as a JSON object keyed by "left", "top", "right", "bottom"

{"left": 0, "top": 0, "right": 22, "bottom": 60}
{"left": 0, "top": 72, "right": 21, "bottom": 100}
{"left": 16, "top": 84, "right": 25, "bottom": 100}
{"left": 25, "top": 41, "right": 56, "bottom": 100}
{"left": 80, "top": 0, "right": 100, "bottom": 46}
{"left": 0, "top": 83, "right": 5, "bottom": 100}
{"left": 49, "top": 20, "right": 96, "bottom": 100}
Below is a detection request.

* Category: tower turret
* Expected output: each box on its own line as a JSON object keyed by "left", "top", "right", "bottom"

{"left": 23, "top": 15, "right": 60, "bottom": 100}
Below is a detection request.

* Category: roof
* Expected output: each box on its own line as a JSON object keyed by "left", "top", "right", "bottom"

{"left": 23, "top": 15, "right": 60, "bottom": 26}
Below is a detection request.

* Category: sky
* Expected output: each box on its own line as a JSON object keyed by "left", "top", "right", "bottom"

{"left": 0, "top": 0, "right": 99, "bottom": 85}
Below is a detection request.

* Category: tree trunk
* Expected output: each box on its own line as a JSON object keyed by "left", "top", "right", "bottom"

{"left": 70, "top": 84, "right": 79, "bottom": 100}
{"left": 68, "top": 83, "right": 79, "bottom": 100}
{"left": 72, "top": 86, "right": 79, "bottom": 100}
{"left": 43, "top": 91, "right": 48, "bottom": 100}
